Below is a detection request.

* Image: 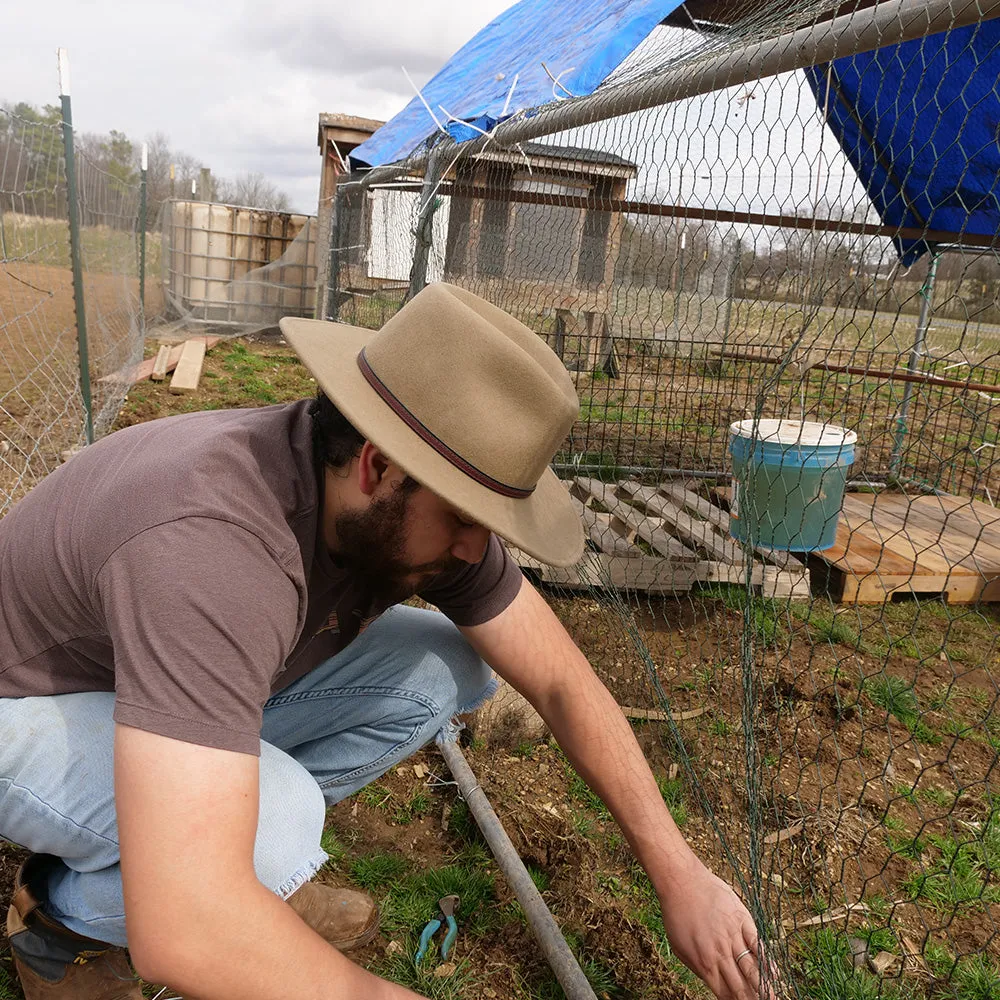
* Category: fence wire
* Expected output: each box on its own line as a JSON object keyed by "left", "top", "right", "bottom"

{"left": 0, "top": 105, "right": 148, "bottom": 513}
{"left": 327, "top": 4, "right": 1000, "bottom": 998}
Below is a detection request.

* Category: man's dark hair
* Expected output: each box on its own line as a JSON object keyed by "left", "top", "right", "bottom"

{"left": 308, "top": 392, "right": 420, "bottom": 493}
{"left": 309, "top": 392, "right": 366, "bottom": 469}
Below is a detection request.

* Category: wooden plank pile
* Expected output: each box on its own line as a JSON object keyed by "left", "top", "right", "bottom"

{"left": 100, "top": 334, "right": 221, "bottom": 395}
{"left": 512, "top": 478, "right": 810, "bottom": 599}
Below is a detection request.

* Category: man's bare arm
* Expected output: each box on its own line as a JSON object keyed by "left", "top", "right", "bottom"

{"left": 115, "top": 723, "right": 423, "bottom": 1000}
{"left": 460, "top": 577, "right": 770, "bottom": 1000}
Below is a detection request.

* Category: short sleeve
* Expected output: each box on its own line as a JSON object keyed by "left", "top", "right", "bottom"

{"left": 96, "top": 518, "right": 302, "bottom": 754}
{"left": 418, "top": 534, "right": 523, "bottom": 627}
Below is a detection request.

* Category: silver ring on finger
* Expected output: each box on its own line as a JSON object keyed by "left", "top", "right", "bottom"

{"left": 735, "top": 947, "right": 754, "bottom": 963}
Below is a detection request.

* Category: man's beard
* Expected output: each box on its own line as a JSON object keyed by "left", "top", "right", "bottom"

{"left": 331, "top": 484, "right": 463, "bottom": 605}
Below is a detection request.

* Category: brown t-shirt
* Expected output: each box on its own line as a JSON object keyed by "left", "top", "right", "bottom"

{"left": 0, "top": 401, "right": 522, "bottom": 754}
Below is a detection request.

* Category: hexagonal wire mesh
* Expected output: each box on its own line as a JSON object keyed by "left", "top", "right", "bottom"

{"left": 0, "top": 100, "right": 148, "bottom": 514}
{"left": 324, "top": 2, "right": 1000, "bottom": 995}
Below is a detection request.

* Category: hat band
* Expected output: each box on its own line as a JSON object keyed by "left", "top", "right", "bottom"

{"left": 358, "top": 349, "right": 535, "bottom": 500}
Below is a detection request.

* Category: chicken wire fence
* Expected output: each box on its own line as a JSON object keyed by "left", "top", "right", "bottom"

{"left": 326, "top": 2, "right": 1000, "bottom": 996}
{"left": 0, "top": 96, "right": 149, "bottom": 515}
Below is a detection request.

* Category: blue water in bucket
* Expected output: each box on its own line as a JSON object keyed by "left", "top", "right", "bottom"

{"left": 729, "top": 419, "right": 857, "bottom": 552}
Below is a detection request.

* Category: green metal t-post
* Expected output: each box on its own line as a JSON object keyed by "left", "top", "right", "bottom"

{"left": 58, "top": 48, "right": 93, "bottom": 445}
{"left": 139, "top": 142, "right": 147, "bottom": 329}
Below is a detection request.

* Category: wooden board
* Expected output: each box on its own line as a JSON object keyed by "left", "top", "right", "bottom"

{"left": 168, "top": 339, "right": 207, "bottom": 394}
{"left": 814, "top": 490, "right": 1000, "bottom": 604}
{"left": 512, "top": 479, "right": 810, "bottom": 599}
{"left": 98, "top": 335, "right": 221, "bottom": 386}
{"left": 150, "top": 345, "right": 172, "bottom": 381}
{"left": 573, "top": 478, "right": 697, "bottom": 562}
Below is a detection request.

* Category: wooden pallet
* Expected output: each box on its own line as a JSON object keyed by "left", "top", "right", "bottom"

{"left": 512, "top": 479, "right": 810, "bottom": 599}
{"left": 813, "top": 491, "right": 1000, "bottom": 604}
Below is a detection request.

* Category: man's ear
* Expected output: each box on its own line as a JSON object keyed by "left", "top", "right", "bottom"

{"left": 357, "top": 441, "right": 391, "bottom": 496}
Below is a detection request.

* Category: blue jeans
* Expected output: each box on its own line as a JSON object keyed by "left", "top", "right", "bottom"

{"left": 0, "top": 606, "right": 495, "bottom": 947}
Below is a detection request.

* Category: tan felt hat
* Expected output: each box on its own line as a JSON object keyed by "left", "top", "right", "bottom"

{"left": 279, "top": 282, "right": 584, "bottom": 567}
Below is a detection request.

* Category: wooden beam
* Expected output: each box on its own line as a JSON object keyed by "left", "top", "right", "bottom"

{"left": 617, "top": 482, "right": 744, "bottom": 564}
{"left": 150, "top": 345, "right": 172, "bottom": 381}
{"left": 712, "top": 349, "right": 1000, "bottom": 396}
{"left": 573, "top": 477, "right": 698, "bottom": 562}
{"left": 168, "top": 339, "right": 207, "bottom": 395}
{"left": 439, "top": 182, "right": 998, "bottom": 251}
{"left": 660, "top": 483, "right": 807, "bottom": 576}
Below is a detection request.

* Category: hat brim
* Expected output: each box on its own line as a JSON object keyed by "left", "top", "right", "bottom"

{"left": 280, "top": 316, "right": 585, "bottom": 568}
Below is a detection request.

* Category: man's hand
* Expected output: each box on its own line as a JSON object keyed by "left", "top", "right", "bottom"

{"left": 115, "top": 724, "right": 423, "bottom": 1000}
{"left": 462, "top": 577, "right": 779, "bottom": 1000}
{"left": 658, "top": 861, "right": 777, "bottom": 1000}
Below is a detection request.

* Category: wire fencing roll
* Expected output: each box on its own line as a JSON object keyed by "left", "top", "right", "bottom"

{"left": 326, "top": 3, "right": 1000, "bottom": 997}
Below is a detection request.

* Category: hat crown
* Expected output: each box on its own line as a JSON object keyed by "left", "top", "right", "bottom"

{"left": 360, "top": 284, "right": 578, "bottom": 494}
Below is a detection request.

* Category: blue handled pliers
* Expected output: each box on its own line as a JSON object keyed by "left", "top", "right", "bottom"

{"left": 415, "top": 894, "right": 460, "bottom": 964}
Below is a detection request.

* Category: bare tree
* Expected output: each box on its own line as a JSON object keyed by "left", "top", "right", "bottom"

{"left": 220, "top": 171, "right": 291, "bottom": 212}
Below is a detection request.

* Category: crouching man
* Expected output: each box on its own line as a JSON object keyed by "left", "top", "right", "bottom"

{"left": 0, "top": 284, "right": 768, "bottom": 1000}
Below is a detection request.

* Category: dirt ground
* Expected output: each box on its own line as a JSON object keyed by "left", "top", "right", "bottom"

{"left": 0, "top": 263, "right": 163, "bottom": 509}
{"left": 2, "top": 335, "right": 999, "bottom": 999}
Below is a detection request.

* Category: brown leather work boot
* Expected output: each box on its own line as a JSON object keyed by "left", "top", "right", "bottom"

{"left": 286, "top": 881, "right": 379, "bottom": 950}
{"left": 5, "top": 855, "right": 142, "bottom": 1000}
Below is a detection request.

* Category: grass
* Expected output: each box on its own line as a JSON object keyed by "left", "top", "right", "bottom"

{"left": 392, "top": 790, "right": 433, "bottom": 825}
{"left": 320, "top": 826, "right": 346, "bottom": 864}
{"left": 348, "top": 849, "right": 499, "bottom": 943}
{"left": 695, "top": 584, "right": 784, "bottom": 645}
{"left": 374, "top": 946, "right": 482, "bottom": 999}
{"left": 901, "top": 828, "right": 1000, "bottom": 912}
{"left": 944, "top": 954, "right": 1000, "bottom": 1000}
{"left": 356, "top": 782, "right": 393, "bottom": 811}
{"left": 795, "top": 928, "right": 912, "bottom": 1000}
{"left": 0, "top": 963, "right": 18, "bottom": 1000}
{"left": 656, "top": 774, "right": 688, "bottom": 826}
{"left": 863, "top": 673, "right": 939, "bottom": 743}
{"left": 1, "top": 213, "right": 162, "bottom": 278}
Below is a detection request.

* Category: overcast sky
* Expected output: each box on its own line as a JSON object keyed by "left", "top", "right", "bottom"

{"left": 6, "top": 0, "right": 513, "bottom": 213}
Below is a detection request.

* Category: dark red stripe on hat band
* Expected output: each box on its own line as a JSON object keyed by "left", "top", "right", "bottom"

{"left": 357, "top": 349, "right": 535, "bottom": 500}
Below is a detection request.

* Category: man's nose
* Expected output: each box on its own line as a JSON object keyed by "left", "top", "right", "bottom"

{"left": 451, "top": 524, "right": 490, "bottom": 564}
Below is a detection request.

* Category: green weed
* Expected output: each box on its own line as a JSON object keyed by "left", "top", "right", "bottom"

{"left": 886, "top": 831, "right": 926, "bottom": 860}
{"left": 355, "top": 782, "right": 393, "bottom": 811}
{"left": 924, "top": 941, "right": 957, "bottom": 978}
{"left": 349, "top": 852, "right": 411, "bottom": 890}
{"left": 320, "top": 827, "right": 346, "bottom": 864}
{"left": 656, "top": 775, "right": 688, "bottom": 826}
{"left": 944, "top": 953, "right": 1000, "bottom": 1000}
{"left": 0, "top": 958, "right": 19, "bottom": 1000}
{"left": 375, "top": 945, "right": 481, "bottom": 999}
{"left": 526, "top": 863, "right": 550, "bottom": 894}
{"left": 795, "top": 929, "right": 912, "bottom": 1000}
{"left": 697, "top": 584, "right": 784, "bottom": 645}
{"left": 393, "top": 790, "right": 432, "bottom": 825}
{"left": 901, "top": 832, "right": 1000, "bottom": 912}
{"left": 378, "top": 865, "right": 498, "bottom": 939}
{"left": 864, "top": 674, "right": 939, "bottom": 743}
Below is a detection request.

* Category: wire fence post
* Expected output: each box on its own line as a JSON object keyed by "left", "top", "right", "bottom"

{"left": 407, "top": 147, "right": 448, "bottom": 300}
{"left": 890, "top": 248, "right": 941, "bottom": 477}
{"left": 139, "top": 142, "right": 148, "bottom": 330}
{"left": 324, "top": 184, "right": 348, "bottom": 322}
{"left": 58, "top": 47, "right": 93, "bottom": 445}
{"left": 672, "top": 228, "right": 687, "bottom": 341}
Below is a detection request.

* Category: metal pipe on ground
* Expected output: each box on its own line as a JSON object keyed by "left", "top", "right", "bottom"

{"left": 358, "top": 0, "right": 999, "bottom": 190}
{"left": 437, "top": 738, "right": 599, "bottom": 1000}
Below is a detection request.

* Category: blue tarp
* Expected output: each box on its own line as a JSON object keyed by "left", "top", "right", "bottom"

{"left": 350, "top": 0, "right": 685, "bottom": 169}
{"left": 805, "top": 21, "right": 1000, "bottom": 265}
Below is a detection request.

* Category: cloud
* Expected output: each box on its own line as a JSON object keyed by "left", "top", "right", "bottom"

{"left": 2, "top": 0, "right": 514, "bottom": 213}
{"left": 240, "top": 0, "right": 511, "bottom": 90}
